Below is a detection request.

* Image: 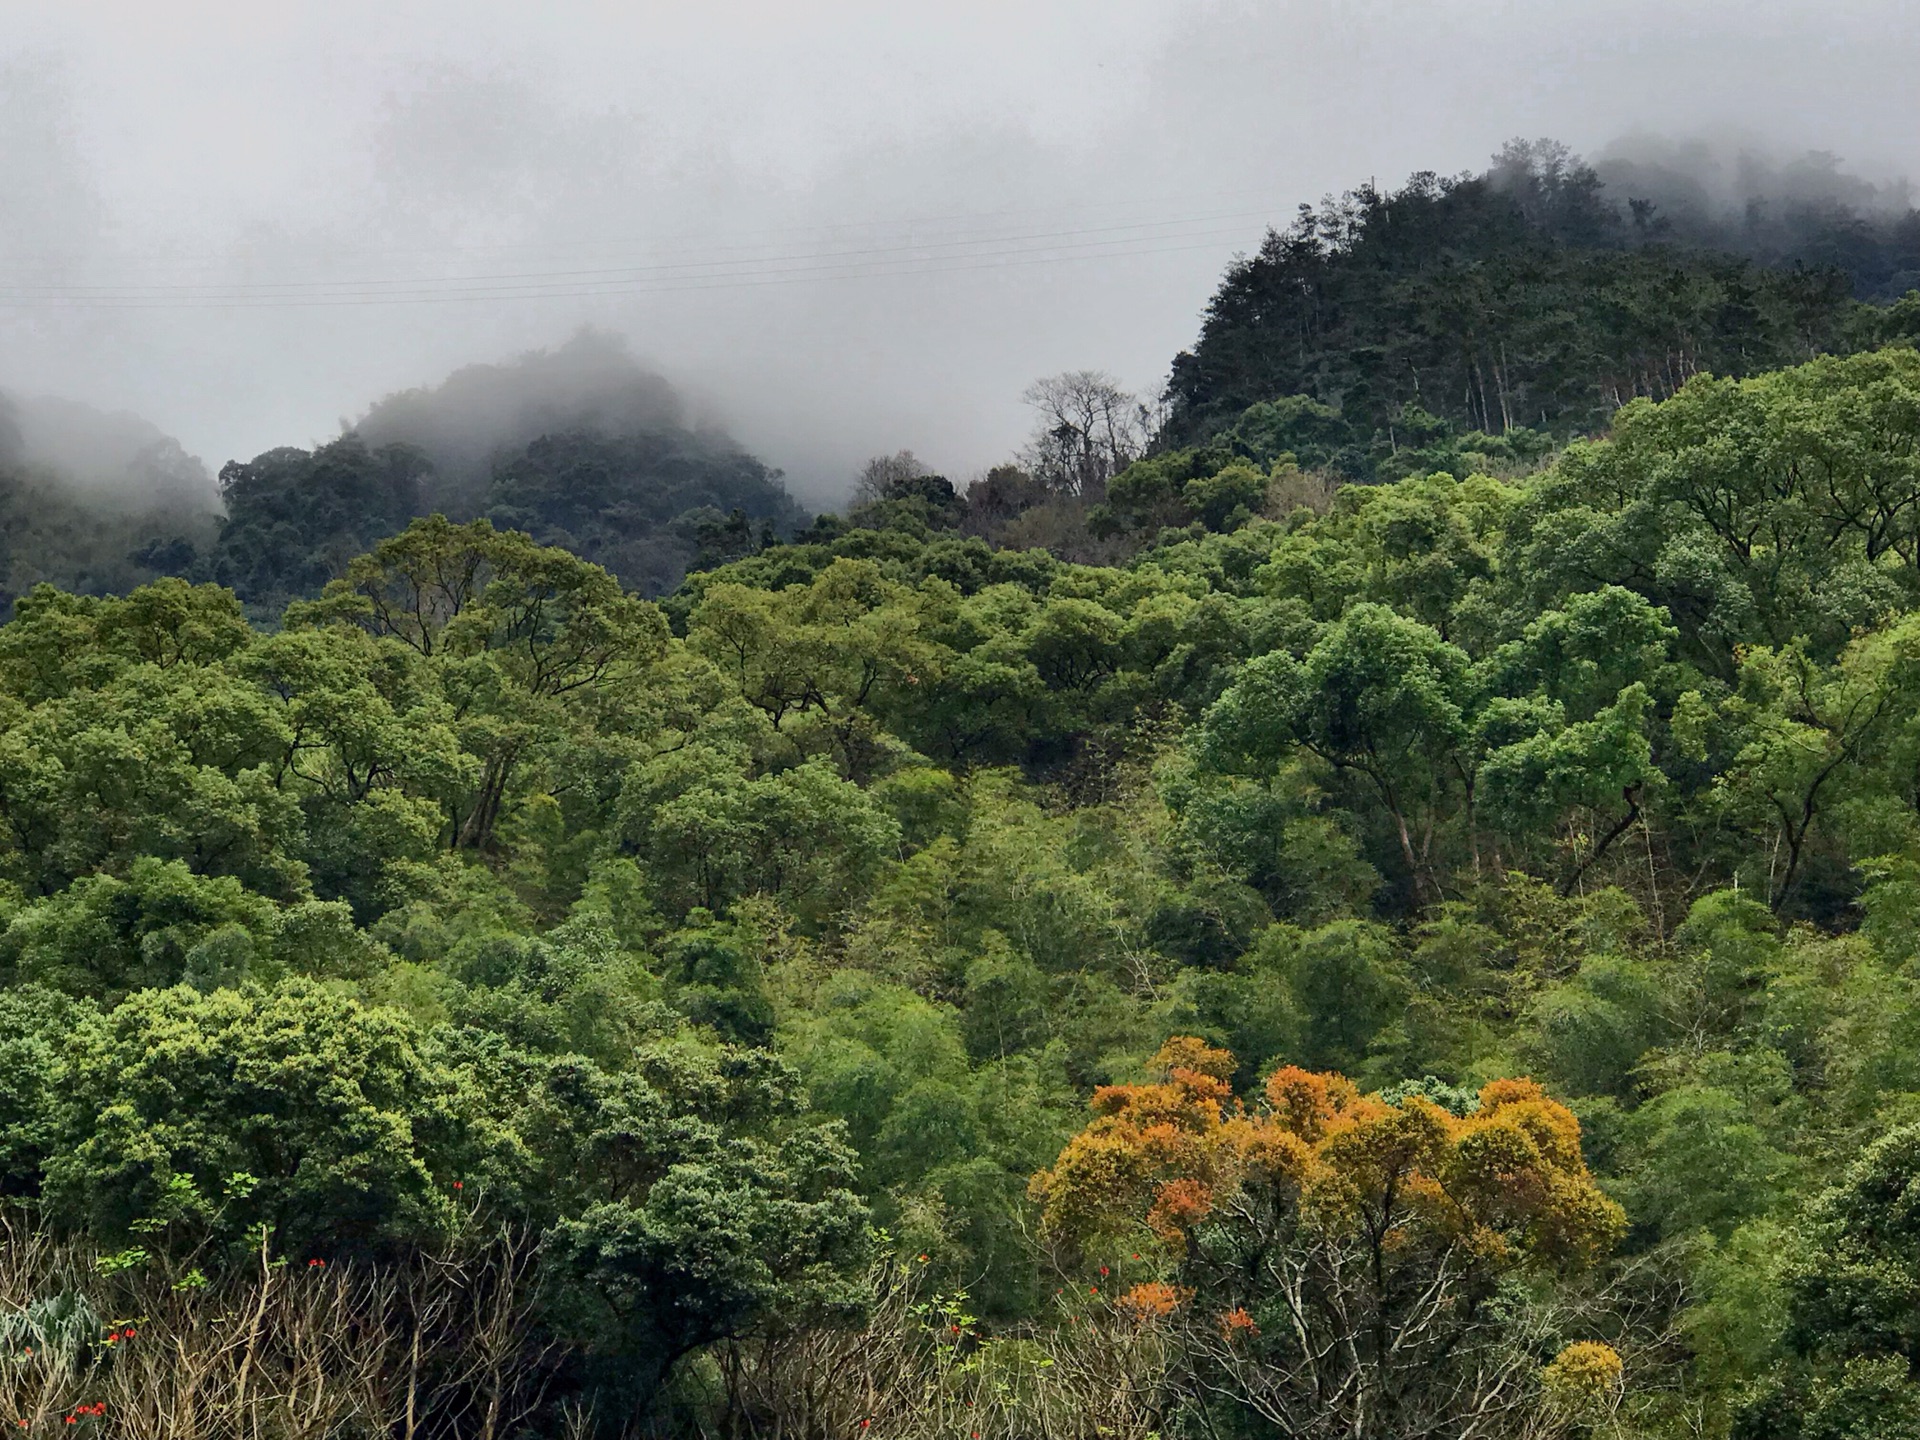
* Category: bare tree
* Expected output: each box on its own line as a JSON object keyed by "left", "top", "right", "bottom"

{"left": 0, "top": 1215, "right": 550, "bottom": 1440}
{"left": 852, "top": 449, "right": 930, "bottom": 505}
{"left": 1020, "top": 371, "right": 1149, "bottom": 499}
{"left": 720, "top": 1255, "right": 1176, "bottom": 1440}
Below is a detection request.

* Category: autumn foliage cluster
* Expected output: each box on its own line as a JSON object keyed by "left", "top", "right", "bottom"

{"left": 1024, "top": 1041, "right": 1628, "bottom": 1436}
{"left": 1034, "top": 1038, "right": 1623, "bottom": 1267}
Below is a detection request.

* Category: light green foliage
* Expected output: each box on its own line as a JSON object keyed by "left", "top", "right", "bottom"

{"left": 42, "top": 980, "right": 472, "bottom": 1251}
{"left": 778, "top": 970, "right": 1073, "bottom": 1313}
{"left": 1506, "top": 348, "right": 1920, "bottom": 672}
{"left": 1200, "top": 602, "right": 1474, "bottom": 900}
{"left": 1523, "top": 953, "right": 1665, "bottom": 1098}
{"left": 619, "top": 748, "right": 901, "bottom": 928}
{"left": 17, "top": 340, "right": 1920, "bottom": 1433}
{"left": 0, "top": 857, "right": 384, "bottom": 999}
{"left": 1617, "top": 1079, "right": 1794, "bottom": 1239}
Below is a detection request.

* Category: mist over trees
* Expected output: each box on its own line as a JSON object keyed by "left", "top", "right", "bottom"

{"left": 1591, "top": 135, "right": 1920, "bottom": 298}
{"left": 199, "top": 332, "right": 808, "bottom": 609}
{"left": 1162, "top": 139, "right": 1878, "bottom": 459}
{"left": 0, "top": 391, "right": 218, "bottom": 608}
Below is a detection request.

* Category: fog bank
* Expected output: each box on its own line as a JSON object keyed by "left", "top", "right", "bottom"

{"left": 1, "top": 1, "right": 1917, "bottom": 506}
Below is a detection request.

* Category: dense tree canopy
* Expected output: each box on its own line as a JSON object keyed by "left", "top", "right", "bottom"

{"left": 9, "top": 145, "right": 1920, "bottom": 1438}
{"left": 1161, "top": 143, "right": 1878, "bottom": 479}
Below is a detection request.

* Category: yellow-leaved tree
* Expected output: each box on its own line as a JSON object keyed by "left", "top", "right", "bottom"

{"left": 1030, "top": 1038, "right": 1626, "bottom": 1440}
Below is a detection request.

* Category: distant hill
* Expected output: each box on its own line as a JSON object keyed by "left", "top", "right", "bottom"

{"left": 352, "top": 328, "right": 688, "bottom": 508}
{"left": 3, "top": 392, "right": 218, "bottom": 509}
{"left": 0, "top": 392, "right": 218, "bottom": 610}
{"left": 1591, "top": 138, "right": 1920, "bottom": 301}
{"left": 201, "top": 332, "right": 809, "bottom": 610}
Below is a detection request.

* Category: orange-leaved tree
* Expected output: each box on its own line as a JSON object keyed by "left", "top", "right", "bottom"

{"left": 1030, "top": 1038, "right": 1626, "bottom": 1440}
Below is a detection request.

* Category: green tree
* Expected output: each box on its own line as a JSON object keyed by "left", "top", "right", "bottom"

{"left": 44, "top": 981, "right": 473, "bottom": 1253}
{"left": 1737, "top": 1121, "right": 1920, "bottom": 1439}
{"left": 1201, "top": 604, "right": 1473, "bottom": 902}
{"left": 298, "top": 517, "right": 669, "bottom": 852}
{"left": 528, "top": 1044, "right": 870, "bottom": 1405}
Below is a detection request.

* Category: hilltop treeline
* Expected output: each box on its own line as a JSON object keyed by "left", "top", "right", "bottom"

{"left": 206, "top": 333, "right": 808, "bottom": 610}
{"left": 10, "top": 140, "right": 1920, "bottom": 613}
{"left": 1164, "top": 139, "right": 1920, "bottom": 481}
{"left": 0, "top": 334, "right": 805, "bottom": 615}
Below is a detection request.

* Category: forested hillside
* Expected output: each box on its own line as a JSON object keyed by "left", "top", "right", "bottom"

{"left": 1163, "top": 140, "right": 1920, "bottom": 478}
{"left": 8, "top": 144, "right": 1920, "bottom": 1439}
{"left": 0, "top": 335, "right": 804, "bottom": 616}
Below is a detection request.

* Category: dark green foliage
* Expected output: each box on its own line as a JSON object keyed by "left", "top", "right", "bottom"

{"left": 523, "top": 1046, "right": 869, "bottom": 1403}
{"left": 485, "top": 429, "right": 806, "bottom": 597}
{"left": 207, "top": 437, "right": 434, "bottom": 611}
{"left": 199, "top": 336, "right": 809, "bottom": 612}
{"left": 659, "top": 915, "right": 774, "bottom": 1046}
{"left": 1734, "top": 1124, "right": 1920, "bottom": 1439}
{"left": 1164, "top": 146, "right": 1864, "bottom": 472}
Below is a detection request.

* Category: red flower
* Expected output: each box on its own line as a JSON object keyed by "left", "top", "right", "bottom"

{"left": 308, "top": 1259, "right": 326, "bottom": 1269}
{"left": 453, "top": 1181, "right": 463, "bottom": 1190}
{"left": 1220, "top": 1306, "right": 1260, "bottom": 1341}
{"left": 1099, "top": 1266, "right": 1109, "bottom": 1276}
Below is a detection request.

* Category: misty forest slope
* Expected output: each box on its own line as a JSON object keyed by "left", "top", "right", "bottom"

{"left": 0, "top": 333, "right": 805, "bottom": 613}
{"left": 7, "top": 141, "right": 1920, "bottom": 608}
{"left": 0, "top": 392, "right": 219, "bottom": 608}
{"left": 9, "top": 143, "right": 1920, "bottom": 1440}
{"left": 1164, "top": 139, "right": 1920, "bottom": 470}
{"left": 206, "top": 332, "right": 810, "bottom": 609}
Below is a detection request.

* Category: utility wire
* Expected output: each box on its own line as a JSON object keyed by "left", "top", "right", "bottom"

{"left": 0, "top": 208, "right": 1270, "bottom": 297}
{"left": 0, "top": 232, "right": 1249, "bottom": 310}
{"left": 0, "top": 198, "right": 1280, "bottom": 308}
{"left": 0, "top": 182, "right": 1285, "bottom": 274}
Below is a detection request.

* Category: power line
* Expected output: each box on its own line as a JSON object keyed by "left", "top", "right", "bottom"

{"left": 0, "top": 207, "right": 1270, "bottom": 298}
{"left": 0, "top": 216, "right": 1267, "bottom": 310}
{"left": 0, "top": 182, "right": 1286, "bottom": 275}
{"left": 0, "top": 236, "right": 1248, "bottom": 311}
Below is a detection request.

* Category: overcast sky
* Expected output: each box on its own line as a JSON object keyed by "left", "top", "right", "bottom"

{"left": 2, "top": 0, "right": 1917, "bottom": 504}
